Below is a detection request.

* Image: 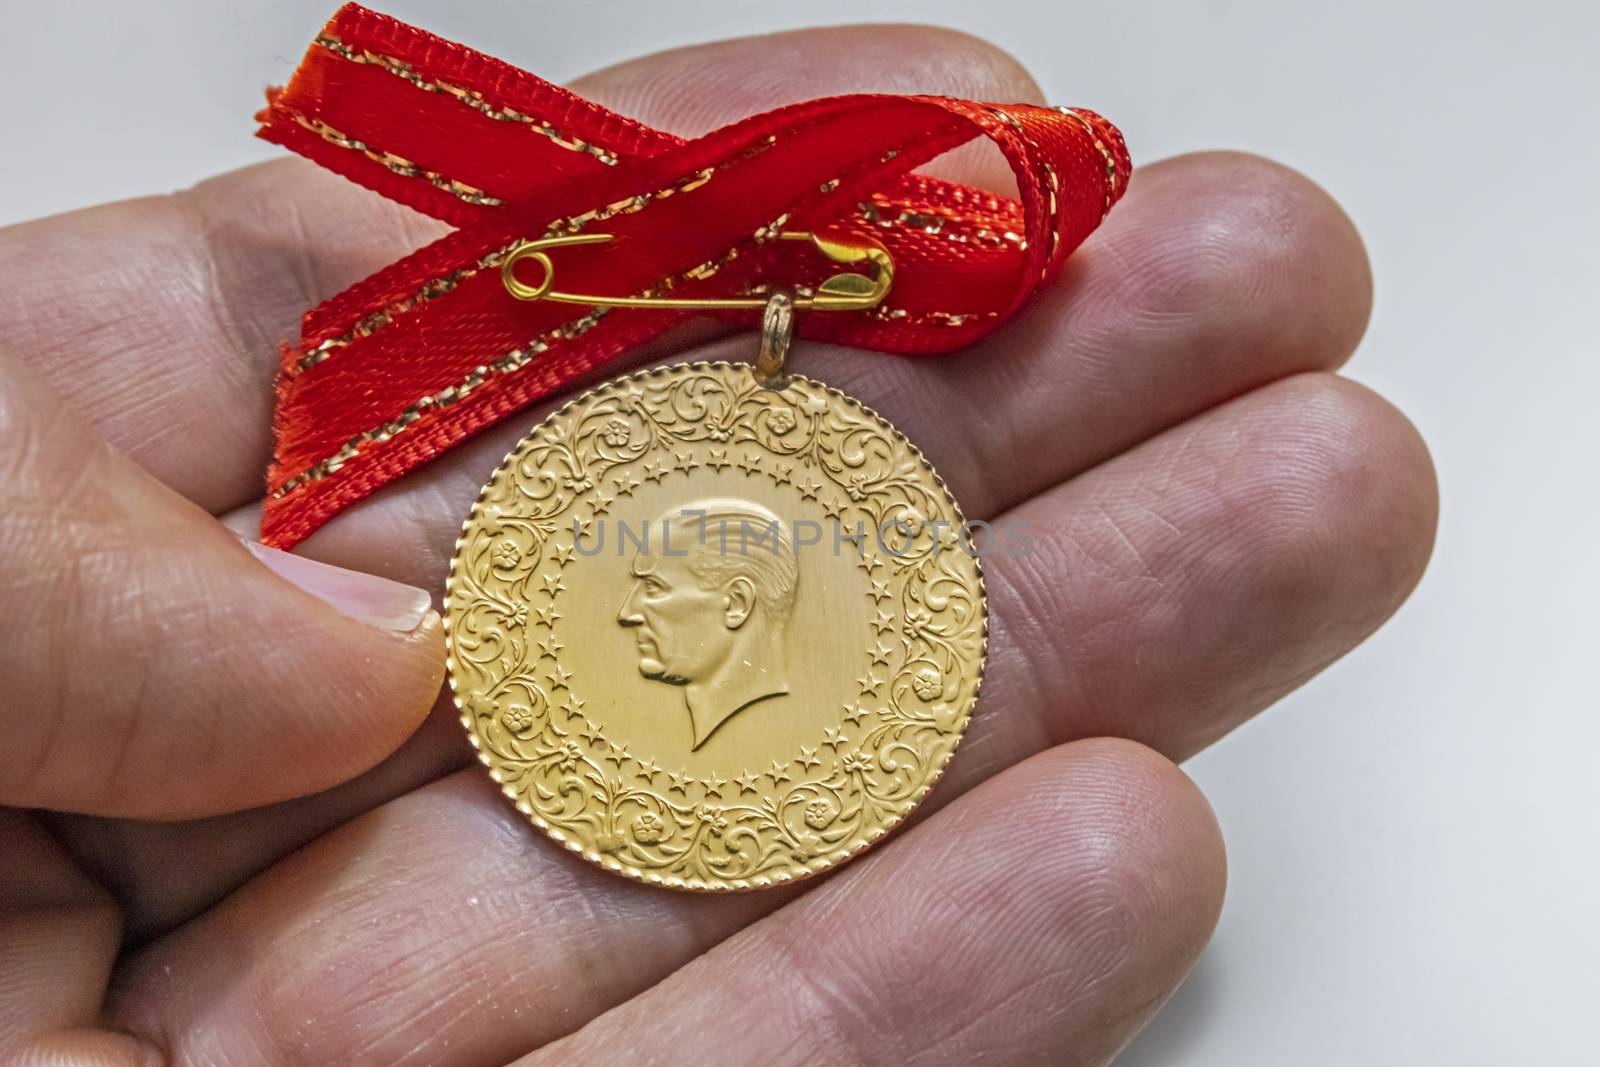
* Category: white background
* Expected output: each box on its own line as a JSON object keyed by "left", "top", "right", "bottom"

{"left": 3, "top": 1, "right": 1596, "bottom": 1063}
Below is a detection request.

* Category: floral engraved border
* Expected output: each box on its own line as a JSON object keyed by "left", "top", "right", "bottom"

{"left": 445, "top": 362, "right": 986, "bottom": 890}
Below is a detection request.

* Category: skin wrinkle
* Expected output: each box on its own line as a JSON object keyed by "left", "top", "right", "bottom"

{"left": 177, "top": 192, "right": 289, "bottom": 478}
{"left": 325, "top": 932, "right": 495, "bottom": 1060}
{"left": 0, "top": 314, "right": 117, "bottom": 409}
{"left": 1136, "top": 416, "right": 1208, "bottom": 498}
{"left": 99, "top": 211, "right": 250, "bottom": 504}
{"left": 972, "top": 552, "right": 1069, "bottom": 735}
{"left": 246, "top": 889, "right": 411, "bottom": 1061}
{"left": 0, "top": 813, "right": 153, "bottom": 1063}
{"left": 184, "top": 162, "right": 448, "bottom": 373}
{"left": 214, "top": 167, "right": 444, "bottom": 511}
{"left": 1, "top": 902, "right": 121, "bottom": 1030}
{"left": 756, "top": 914, "right": 880, "bottom": 1066}
{"left": 384, "top": 998, "right": 483, "bottom": 1067}
{"left": 918, "top": 899, "right": 1126, "bottom": 1064}
{"left": 922, "top": 778, "right": 1125, "bottom": 1057}
{"left": 107, "top": 556, "right": 199, "bottom": 796}
{"left": 21, "top": 536, "right": 135, "bottom": 803}
{"left": 1091, "top": 503, "right": 1163, "bottom": 582}
{"left": 96, "top": 616, "right": 154, "bottom": 816}
{"left": 543, "top": 858, "right": 626, "bottom": 1014}
{"left": 911, "top": 886, "right": 1117, "bottom": 1060}
{"left": 175, "top": 190, "right": 255, "bottom": 427}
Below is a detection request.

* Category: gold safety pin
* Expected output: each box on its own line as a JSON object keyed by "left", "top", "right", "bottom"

{"left": 500, "top": 231, "right": 893, "bottom": 312}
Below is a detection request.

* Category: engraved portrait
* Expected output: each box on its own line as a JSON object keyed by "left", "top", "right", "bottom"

{"left": 616, "top": 499, "right": 798, "bottom": 749}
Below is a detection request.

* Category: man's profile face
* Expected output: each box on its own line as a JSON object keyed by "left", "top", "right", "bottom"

{"left": 616, "top": 550, "right": 731, "bottom": 685}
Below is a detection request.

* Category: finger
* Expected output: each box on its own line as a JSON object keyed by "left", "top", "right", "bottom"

{"left": 0, "top": 25, "right": 1040, "bottom": 513}
{"left": 43, "top": 693, "right": 471, "bottom": 941}
{"left": 960, "top": 372, "right": 1438, "bottom": 766}
{"left": 111, "top": 741, "right": 1222, "bottom": 1067}
{"left": 528, "top": 741, "right": 1223, "bottom": 1067}
{"left": 105, "top": 376, "right": 1429, "bottom": 1064}
{"left": 0, "top": 811, "right": 157, "bottom": 1066}
{"left": 0, "top": 350, "right": 445, "bottom": 819}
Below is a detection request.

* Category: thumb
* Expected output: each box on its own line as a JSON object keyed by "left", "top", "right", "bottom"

{"left": 0, "top": 350, "right": 444, "bottom": 819}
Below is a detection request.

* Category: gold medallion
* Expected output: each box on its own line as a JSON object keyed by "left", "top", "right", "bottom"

{"left": 446, "top": 353, "right": 985, "bottom": 891}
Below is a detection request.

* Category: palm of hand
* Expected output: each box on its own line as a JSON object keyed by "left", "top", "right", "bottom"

{"left": 0, "top": 25, "right": 1434, "bottom": 1067}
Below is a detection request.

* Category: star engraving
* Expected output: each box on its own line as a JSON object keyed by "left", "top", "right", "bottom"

{"left": 867, "top": 579, "right": 892, "bottom": 603}
{"left": 590, "top": 489, "right": 615, "bottom": 516}
{"left": 842, "top": 704, "right": 870, "bottom": 726}
{"left": 765, "top": 759, "right": 793, "bottom": 785}
{"left": 635, "top": 756, "right": 662, "bottom": 783}
{"left": 738, "top": 452, "right": 762, "bottom": 475}
{"left": 551, "top": 543, "right": 578, "bottom": 567}
{"left": 578, "top": 720, "right": 603, "bottom": 745}
{"left": 821, "top": 495, "right": 847, "bottom": 520}
{"left": 614, "top": 474, "right": 641, "bottom": 496}
{"left": 796, "top": 745, "right": 822, "bottom": 769}
{"left": 563, "top": 693, "right": 587, "bottom": 716}
{"left": 543, "top": 573, "right": 568, "bottom": 596}
{"left": 643, "top": 459, "right": 669, "bottom": 483}
{"left": 733, "top": 769, "right": 762, "bottom": 794}
{"left": 797, "top": 476, "right": 823, "bottom": 500}
{"left": 667, "top": 769, "right": 693, "bottom": 794}
{"left": 549, "top": 664, "right": 573, "bottom": 690}
{"left": 704, "top": 772, "right": 728, "bottom": 798}
{"left": 821, "top": 726, "right": 848, "bottom": 751}
{"left": 772, "top": 463, "right": 794, "bottom": 486}
{"left": 857, "top": 672, "right": 885, "bottom": 696}
{"left": 674, "top": 450, "right": 701, "bottom": 472}
{"left": 869, "top": 642, "right": 893, "bottom": 666}
{"left": 602, "top": 742, "right": 632, "bottom": 768}
{"left": 869, "top": 610, "right": 894, "bottom": 635}
{"left": 707, "top": 449, "right": 731, "bottom": 472}
{"left": 535, "top": 603, "right": 562, "bottom": 628}
{"left": 537, "top": 633, "right": 566, "bottom": 660}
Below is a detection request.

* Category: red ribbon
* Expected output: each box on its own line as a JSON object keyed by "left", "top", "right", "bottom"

{"left": 256, "top": 3, "right": 1130, "bottom": 548}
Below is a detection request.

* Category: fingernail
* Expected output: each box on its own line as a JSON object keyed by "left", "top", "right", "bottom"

{"left": 240, "top": 538, "right": 435, "bottom": 632}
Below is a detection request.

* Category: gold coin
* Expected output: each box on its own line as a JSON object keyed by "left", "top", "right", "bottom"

{"left": 445, "top": 361, "right": 986, "bottom": 890}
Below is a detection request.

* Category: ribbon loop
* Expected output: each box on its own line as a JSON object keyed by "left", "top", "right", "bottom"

{"left": 256, "top": 3, "right": 1131, "bottom": 548}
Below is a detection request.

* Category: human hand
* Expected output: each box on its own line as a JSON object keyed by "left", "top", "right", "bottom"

{"left": 0, "top": 25, "right": 1436, "bottom": 1066}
